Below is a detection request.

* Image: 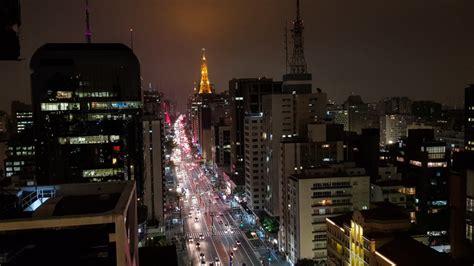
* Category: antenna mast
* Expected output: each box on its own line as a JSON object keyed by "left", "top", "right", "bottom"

{"left": 85, "top": 0, "right": 92, "bottom": 43}
{"left": 130, "top": 28, "right": 134, "bottom": 50}
{"left": 285, "top": 21, "right": 289, "bottom": 74}
{"left": 289, "top": 0, "right": 307, "bottom": 74}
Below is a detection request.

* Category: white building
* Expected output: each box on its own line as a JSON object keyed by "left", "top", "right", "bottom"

{"left": 262, "top": 92, "right": 327, "bottom": 217}
{"left": 283, "top": 164, "right": 370, "bottom": 264}
{"left": 380, "top": 114, "right": 411, "bottom": 146}
{"left": 143, "top": 119, "right": 164, "bottom": 223}
{"left": 244, "top": 115, "right": 266, "bottom": 210}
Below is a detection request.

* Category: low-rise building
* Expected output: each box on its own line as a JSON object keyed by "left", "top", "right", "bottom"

{"left": 326, "top": 202, "right": 450, "bottom": 266}
{"left": 282, "top": 165, "right": 370, "bottom": 264}
{"left": 0, "top": 181, "right": 138, "bottom": 266}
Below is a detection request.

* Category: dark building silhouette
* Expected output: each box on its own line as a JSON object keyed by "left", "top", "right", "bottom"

{"left": 394, "top": 129, "right": 449, "bottom": 236}
{"left": 10, "top": 101, "right": 33, "bottom": 135}
{"left": 465, "top": 85, "right": 474, "bottom": 151}
{"left": 30, "top": 44, "right": 143, "bottom": 192}
{"left": 412, "top": 100, "right": 442, "bottom": 121}
{"left": 0, "top": 0, "right": 21, "bottom": 60}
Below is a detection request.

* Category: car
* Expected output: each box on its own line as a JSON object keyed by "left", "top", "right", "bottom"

{"left": 195, "top": 242, "right": 200, "bottom": 249}
{"left": 200, "top": 253, "right": 205, "bottom": 260}
{"left": 200, "top": 260, "right": 206, "bottom": 265}
{"left": 199, "top": 233, "right": 204, "bottom": 240}
{"left": 224, "top": 223, "right": 228, "bottom": 227}
{"left": 232, "top": 245, "right": 238, "bottom": 251}
{"left": 195, "top": 217, "right": 199, "bottom": 222}
{"left": 236, "top": 240, "right": 241, "bottom": 246}
{"left": 214, "top": 257, "right": 220, "bottom": 264}
{"left": 188, "top": 212, "right": 192, "bottom": 218}
{"left": 196, "top": 209, "right": 201, "bottom": 214}
{"left": 188, "top": 237, "right": 194, "bottom": 242}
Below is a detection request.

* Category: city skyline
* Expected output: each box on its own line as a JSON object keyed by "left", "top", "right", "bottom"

{"left": 0, "top": 0, "right": 473, "bottom": 112}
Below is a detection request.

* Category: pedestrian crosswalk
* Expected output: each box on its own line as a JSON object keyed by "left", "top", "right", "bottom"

{"left": 186, "top": 228, "right": 239, "bottom": 239}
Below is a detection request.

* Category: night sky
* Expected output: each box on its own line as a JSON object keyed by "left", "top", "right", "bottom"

{"left": 0, "top": 0, "right": 473, "bottom": 111}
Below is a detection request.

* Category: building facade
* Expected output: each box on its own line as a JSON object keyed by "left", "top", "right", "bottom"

{"left": 283, "top": 166, "right": 370, "bottom": 264}
{"left": 244, "top": 115, "right": 265, "bottom": 210}
{"left": 262, "top": 92, "right": 327, "bottom": 217}
{"left": 229, "top": 78, "right": 282, "bottom": 185}
{"left": 30, "top": 44, "right": 143, "bottom": 190}
{"left": 143, "top": 118, "right": 164, "bottom": 223}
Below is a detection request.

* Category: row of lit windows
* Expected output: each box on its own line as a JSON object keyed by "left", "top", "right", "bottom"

{"left": 41, "top": 102, "right": 80, "bottom": 111}
{"left": 56, "top": 91, "right": 117, "bottom": 99}
{"left": 83, "top": 168, "right": 123, "bottom": 178}
{"left": 467, "top": 198, "right": 474, "bottom": 213}
{"left": 8, "top": 146, "right": 34, "bottom": 151}
{"left": 424, "top": 146, "right": 445, "bottom": 154}
{"left": 90, "top": 101, "right": 142, "bottom": 110}
{"left": 5, "top": 161, "right": 25, "bottom": 166}
{"left": 58, "top": 135, "right": 120, "bottom": 145}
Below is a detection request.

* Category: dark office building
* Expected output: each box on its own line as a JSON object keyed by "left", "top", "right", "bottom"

{"left": 395, "top": 129, "right": 449, "bottom": 235}
{"left": 11, "top": 101, "right": 33, "bottom": 134}
{"left": 30, "top": 43, "right": 143, "bottom": 191}
{"left": 3, "top": 128, "right": 35, "bottom": 184}
{"left": 228, "top": 78, "right": 282, "bottom": 184}
{"left": 143, "top": 88, "right": 162, "bottom": 118}
{"left": 412, "top": 100, "right": 442, "bottom": 121}
{"left": 0, "top": 0, "right": 21, "bottom": 60}
{"left": 465, "top": 85, "right": 474, "bottom": 151}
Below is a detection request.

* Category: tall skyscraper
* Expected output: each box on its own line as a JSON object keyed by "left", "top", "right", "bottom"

{"left": 143, "top": 118, "right": 164, "bottom": 223}
{"left": 262, "top": 91, "right": 327, "bottom": 217}
{"left": 11, "top": 101, "right": 33, "bottom": 134}
{"left": 465, "top": 85, "right": 474, "bottom": 151}
{"left": 229, "top": 78, "right": 282, "bottom": 185}
{"left": 244, "top": 115, "right": 266, "bottom": 211}
{"left": 30, "top": 44, "right": 143, "bottom": 191}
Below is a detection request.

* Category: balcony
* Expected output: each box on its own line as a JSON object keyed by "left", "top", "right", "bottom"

{"left": 311, "top": 202, "right": 352, "bottom": 208}
{"left": 311, "top": 185, "right": 351, "bottom": 190}
{"left": 311, "top": 194, "right": 352, "bottom": 199}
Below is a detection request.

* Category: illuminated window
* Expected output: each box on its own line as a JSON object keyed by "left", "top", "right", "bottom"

{"left": 90, "top": 101, "right": 142, "bottom": 110}
{"left": 56, "top": 91, "right": 73, "bottom": 99}
{"left": 41, "top": 102, "right": 80, "bottom": 111}
{"left": 83, "top": 168, "right": 123, "bottom": 178}
{"left": 467, "top": 224, "right": 473, "bottom": 242}
{"left": 58, "top": 135, "right": 120, "bottom": 145}
{"left": 427, "top": 162, "right": 447, "bottom": 168}
{"left": 467, "top": 198, "right": 474, "bottom": 212}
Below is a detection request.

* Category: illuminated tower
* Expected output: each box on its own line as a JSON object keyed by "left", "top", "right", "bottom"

{"left": 289, "top": 0, "right": 307, "bottom": 74}
{"left": 199, "top": 48, "right": 212, "bottom": 94}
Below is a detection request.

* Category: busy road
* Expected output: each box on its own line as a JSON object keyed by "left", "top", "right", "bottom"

{"left": 172, "top": 115, "right": 263, "bottom": 266}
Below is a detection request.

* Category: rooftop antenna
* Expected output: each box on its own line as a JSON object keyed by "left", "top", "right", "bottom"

{"left": 130, "top": 28, "right": 134, "bottom": 50}
{"left": 289, "top": 0, "right": 307, "bottom": 74}
{"left": 85, "top": 0, "right": 92, "bottom": 43}
{"left": 284, "top": 21, "right": 289, "bottom": 74}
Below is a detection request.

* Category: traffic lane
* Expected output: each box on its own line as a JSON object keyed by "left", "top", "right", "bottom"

{"left": 220, "top": 210, "right": 262, "bottom": 265}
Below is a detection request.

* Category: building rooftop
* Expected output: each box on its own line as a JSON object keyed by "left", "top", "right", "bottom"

{"left": 0, "top": 181, "right": 133, "bottom": 222}
{"left": 139, "top": 246, "right": 178, "bottom": 266}
{"left": 289, "top": 165, "right": 367, "bottom": 181}
{"left": 0, "top": 181, "right": 136, "bottom": 266}
{"left": 360, "top": 202, "right": 409, "bottom": 221}
{"left": 377, "top": 236, "right": 451, "bottom": 266}
{"left": 326, "top": 213, "right": 352, "bottom": 228}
